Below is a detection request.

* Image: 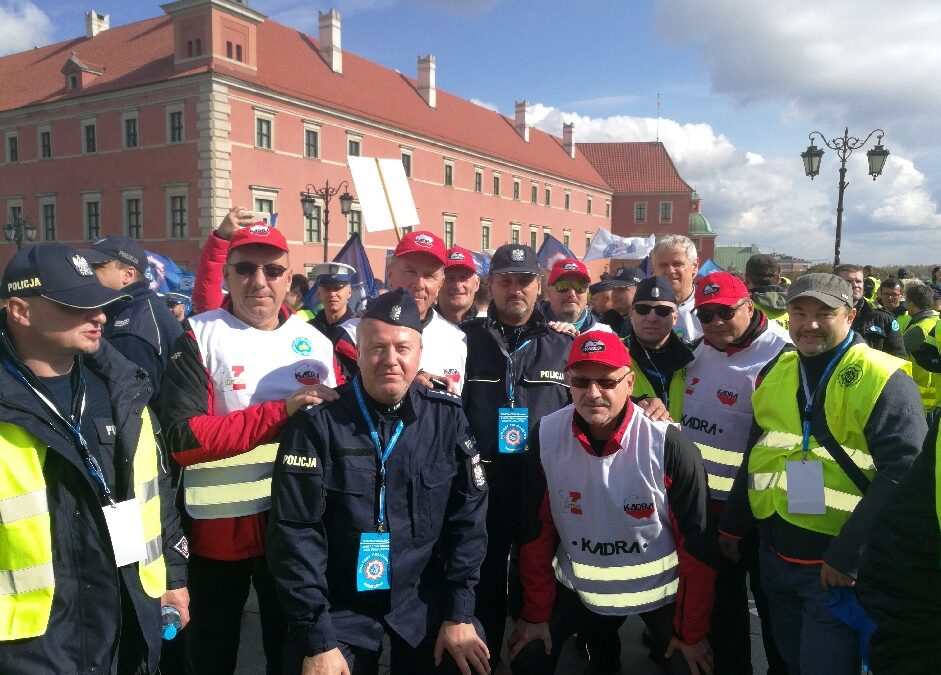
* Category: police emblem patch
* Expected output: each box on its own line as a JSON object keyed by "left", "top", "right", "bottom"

{"left": 389, "top": 305, "right": 402, "bottom": 321}
{"left": 510, "top": 248, "right": 525, "bottom": 262}
{"left": 70, "top": 254, "right": 94, "bottom": 276}
{"left": 470, "top": 454, "right": 487, "bottom": 489}
{"left": 414, "top": 234, "right": 434, "bottom": 248}
{"left": 581, "top": 339, "right": 605, "bottom": 353}
{"left": 172, "top": 536, "right": 190, "bottom": 559}
{"left": 651, "top": 287, "right": 660, "bottom": 298}
{"left": 837, "top": 363, "right": 863, "bottom": 387}
{"left": 702, "top": 282, "right": 720, "bottom": 296}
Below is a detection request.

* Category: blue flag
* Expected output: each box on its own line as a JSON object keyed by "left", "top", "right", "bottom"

{"left": 145, "top": 251, "right": 195, "bottom": 297}
{"left": 304, "top": 234, "right": 378, "bottom": 314}
{"left": 536, "top": 235, "right": 576, "bottom": 270}
{"left": 471, "top": 251, "right": 491, "bottom": 276}
{"left": 697, "top": 257, "right": 724, "bottom": 276}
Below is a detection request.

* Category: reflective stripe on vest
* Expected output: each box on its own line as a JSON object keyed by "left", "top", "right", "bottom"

{"left": 747, "top": 344, "right": 899, "bottom": 537}
{"left": 183, "top": 443, "right": 279, "bottom": 519}
{"left": 136, "top": 411, "right": 167, "bottom": 599}
{"left": 697, "top": 443, "right": 742, "bottom": 497}
{"left": 906, "top": 313, "right": 939, "bottom": 412}
{"left": 555, "top": 557, "right": 680, "bottom": 612}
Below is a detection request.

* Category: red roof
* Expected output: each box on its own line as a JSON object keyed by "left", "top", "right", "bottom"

{"left": 577, "top": 141, "right": 693, "bottom": 194}
{"left": 0, "top": 14, "right": 609, "bottom": 190}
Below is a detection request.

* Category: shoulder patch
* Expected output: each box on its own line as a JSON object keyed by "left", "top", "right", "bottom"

{"left": 469, "top": 453, "right": 487, "bottom": 491}
{"left": 420, "top": 387, "right": 463, "bottom": 405}
{"left": 281, "top": 454, "right": 320, "bottom": 470}
{"left": 890, "top": 319, "right": 900, "bottom": 331}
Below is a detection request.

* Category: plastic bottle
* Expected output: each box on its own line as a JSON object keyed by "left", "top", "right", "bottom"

{"left": 161, "top": 605, "right": 182, "bottom": 640}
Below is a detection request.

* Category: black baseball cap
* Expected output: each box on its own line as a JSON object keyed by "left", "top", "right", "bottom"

{"left": 489, "top": 244, "right": 539, "bottom": 275}
{"left": 361, "top": 287, "right": 423, "bottom": 334}
{"left": 633, "top": 276, "right": 677, "bottom": 304}
{"left": 79, "top": 235, "right": 149, "bottom": 275}
{"left": 608, "top": 265, "right": 645, "bottom": 288}
{"left": 1, "top": 244, "right": 132, "bottom": 308}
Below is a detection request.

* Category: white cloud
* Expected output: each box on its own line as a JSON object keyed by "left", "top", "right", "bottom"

{"left": 470, "top": 97, "right": 499, "bottom": 112}
{"left": 0, "top": 0, "right": 53, "bottom": 56}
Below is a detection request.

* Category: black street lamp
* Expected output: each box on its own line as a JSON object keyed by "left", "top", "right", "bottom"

{"left": 299, "top": 180, "right": 355, "bottom": 262}
{"left": 4, "top": 215, "right": 37, "bottom": 251}
{"left": 801, "top": 127, "right": 889, "bottom": 266}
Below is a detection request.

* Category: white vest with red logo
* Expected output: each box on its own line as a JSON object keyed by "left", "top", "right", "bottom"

{"left": 681, "top": 329, "right": 787, "bottom": 500}
{"left": 539, "top": 405, "right": 679, "bottom": 616}
{"left": 184, "top": 309, "right": 335, "bottom": 519}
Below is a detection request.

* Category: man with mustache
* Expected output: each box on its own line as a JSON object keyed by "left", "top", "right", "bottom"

{"left": 719, "top": 273, "right": 926, "bottom": 675}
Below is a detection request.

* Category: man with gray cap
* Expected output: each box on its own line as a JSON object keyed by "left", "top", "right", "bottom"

{"left": 81, "top": 235, "right": 183, "bottom": 403}
{"left": 600, "top": 265, "right": 645, "bottom": 341}
{"left": 718, "top": 273, "right": 926, "bottom": 675}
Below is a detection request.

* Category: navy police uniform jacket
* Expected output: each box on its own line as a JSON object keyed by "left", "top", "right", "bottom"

{"left": 266, "top": 379, "right": 488, "bottom": 663}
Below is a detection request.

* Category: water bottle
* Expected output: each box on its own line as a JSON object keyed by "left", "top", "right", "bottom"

{"left": 161, "top": 605, "right": 182, "bottom": 640}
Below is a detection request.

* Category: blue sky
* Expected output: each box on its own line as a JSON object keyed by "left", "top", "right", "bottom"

{"left": 4, "top": 0, "right": 941, "bottom": 264}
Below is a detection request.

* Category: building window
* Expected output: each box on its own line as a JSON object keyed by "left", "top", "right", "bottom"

{"left": 226, "top": 41, "right": 233, "bottom": 58}
{"left": 659, "top": 201, "right": 672, "bottom": 223}
{"left": 124, "top": 117, "right": 138, "bottom": 148}
{"left": 236, "top": 44, "right": 243, "bottom": 62}
{"left": 444, "top": 219, "right": 455, "bottom": 248}
{"left": 492, "top": 174, "right": 501, "bottom": 197}
{"left": 543, "top": 227, "right": 552, "bottom": 242}
{"left": 531, "top": 183, "right": 538, "bottom": 204}
{"left": 347, "top": 137, "right": 361, "bottom": 157}
{"left": 474, "top": 169, "right": 482, "bottom": 193}
{"left": 187, "top": 40, "right": 194, "bottom": 58}
{"left": 401, "top": 225, "right": 413, "bottom": 235}
{"left": 545, "top": 186, "right": 551, "bottom": 207}
{"left": 39, "top": 130, "right": 52, "bottom": 159}
{"left": 513, "top": 179, "right": 521, "bottom": 201}
{"left": 585, "top": 232, "right": 592, "bottom": 253}
{"left": 125, "top": 197, "right": 142, "bottom": 239}
{"left": 8, "top": 205, "right": 22, "bottom": 223}
{"left": 481, "top": 222, "right": 491, "bottom": 250}
{"left": 85, "top": 199, "right": 101, "bottom": 239}
{"left": 587, "top": 196, "right": 592, "bottom": 215}
{"left": 563, "top": 231, "right": 571, "bottom": 249}
{"left": 511, "top": 224, "right": 521, "bottom": 244}
{"left": 444, "top": 161, "right": 453, "bottom": 187}
{"left": 401, "top": 150, "right": 412, "bottom": 177}
{"left": 635, "top": 202, "right": 647, "bottom": 223}
{"left": 42, "top": 203, "right": 56, "bottom": 240}
{"left": 304, "top": 205, "right": 322, "bottom": 243}
{"left": 254, "top": 198, "right": 274, "bottom": 222}
{"left": 6, "top": 135, "right": 18, "bottom": 163}
{"left": 171, "top": 195, "right": 187, "bottom": 238}
{"left": 68, "top": 74, "right": 78, "bottom": 89}
{"left": 529, "top": 227, "right": 538, "bottom": 249}
{"left": 348, "top": 209, "right": 362, "bottom": 237}
{"left": 605, "top": 202, "right": 611, "bottom": 218}
{"left": 564, "top": 192, "right": 571, "bottom": 210}
{"left": 83, "top": 123, "right": 96, "bottom": 153}
{"left": 304, "top": 127, "right": 320, "bottom": 158}
{"left": 169, "top": 110, "right": 184, "bottom": 143}
{"left": 256, "top": 117, "right": 272, "bottom": 149}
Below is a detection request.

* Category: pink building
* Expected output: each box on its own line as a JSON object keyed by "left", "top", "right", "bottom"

{"left": 0, "top": 1, "right": 711, "bottom": 279}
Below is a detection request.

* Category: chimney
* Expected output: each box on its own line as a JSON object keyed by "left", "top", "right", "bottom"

{"left": 562, "top": 122, "right": 575, "bottom": 158}
{"left": 318, "top": 9, "right": 342, "bottom": 74}
{"left": 417, "top": 54, "right": 436, "bottom": 108}
{"left": 85, "top": 10, "right": 110, "bottom": 38}
{"left": 515, "top": 100, "right": 529, "bottom": 142}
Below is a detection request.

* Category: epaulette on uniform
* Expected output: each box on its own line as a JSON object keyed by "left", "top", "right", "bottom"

{"left": 420, "top": 387, "right": 463, "bottom": 405}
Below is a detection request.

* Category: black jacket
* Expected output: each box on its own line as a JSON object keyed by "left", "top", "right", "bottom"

{"left": 267, "top": 381, "right": 487, "bottom": 668}
{"left": 461, "top": 306, "right": 573, "bottom": 518}
{"left": 0, "top": 318, "right": 187, "bottom": 675}
{"left": 852, "top": 299, "right": 906, "bottom": 358}
{"left": 103, "top": 280, "right": 184, "bottom": 405}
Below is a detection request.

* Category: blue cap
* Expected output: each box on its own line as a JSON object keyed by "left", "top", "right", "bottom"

{"left": 362, "top": 288, "right": 422, "bottom": 333}
{"left": 312, "top": 262, "right": 356, "bottom": 287}
{"left": 1, "top": 244, "right": 131, "bottom": 308}
{"left": 79, "top": 235, "right": 149, "bottom": 275}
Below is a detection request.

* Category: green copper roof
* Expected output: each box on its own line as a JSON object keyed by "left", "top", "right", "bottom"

{"left": 689, "top": 212, "right": 715, "bottom": 235}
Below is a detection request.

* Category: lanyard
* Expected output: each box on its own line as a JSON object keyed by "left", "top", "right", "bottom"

{"left": 353, "top": 378, "right": 404, "bottom": 533}
{"left": 797, "top": 331, "right": 854, "bottom": 455}
{"left": 499, "top": 339, "right": 532, "bottom": 407}
{"left": 1, "top": 357, "right": 116, "bottom": 506}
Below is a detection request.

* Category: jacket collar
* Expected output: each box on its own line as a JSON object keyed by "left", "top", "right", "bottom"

{"left": 571, "top": 401, "right": 634, "bottom": 458}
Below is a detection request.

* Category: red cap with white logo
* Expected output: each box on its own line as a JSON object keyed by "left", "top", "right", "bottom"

{"left": 548, "top": 258, "right": 591, "bottom": 285}
{"left": 695, "top": 272, "right": 749, "bottom": 307}
{"left": 445, "top": 245, "right": 477, "bottom": 274}
{"left": 393, "top": 230, "right": 446, "bottom": 265}
{"left": 565, "top": 330, "right": 631, "bottom": 371}
{"left": 228, "top": 223, "right": 289, "bottom": 253}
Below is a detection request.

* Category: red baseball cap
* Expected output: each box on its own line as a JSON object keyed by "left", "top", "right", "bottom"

{"left": 548, "top": 258, "right": 591, "bottom": 285}
{"left": 695, "top": 272, "right": 749, "bottom": 307}
{"left": 565, "top": 330, "right": 632, "bottom": 371}
{"left": 228, "top": 223, "right": 289, "bottom": 254}
{"left": 445, "top": 245, "right": 477, "bottom": 274}
{"left": 394, "top": 231, "right": 446, "bottom": 265}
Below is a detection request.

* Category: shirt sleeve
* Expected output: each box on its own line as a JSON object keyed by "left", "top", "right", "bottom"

{"left": 192, "top": 232, "right": 228, "bottom": 314}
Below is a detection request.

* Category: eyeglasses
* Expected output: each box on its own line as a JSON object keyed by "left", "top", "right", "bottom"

{"left": 695, "top": 300, "right": 748, "bottom": 324}
{"left": 569, "top": 371, "right": 630, "bottom": 390}
{"left": 227, "top": 262, "right": 288, "bottom": 279}
{"left": 553, "top": 280, "right": 587, "bottom": 294}
{"left": 633, "top": 304, "right": 674, "bottom": 317}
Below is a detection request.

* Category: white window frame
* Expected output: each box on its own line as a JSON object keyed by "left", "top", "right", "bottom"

{"left": 165, "top": 184, "right": 189, "bottom": 238}
{"left": 531, "top": 181, "right": 538, "bottom": 204}
{"left": 543, "top": 226, "right": 552, "bottom": 241}
{"left": 544, "top": 185, "right": 552, "bottom": 207}
{"left": 5, "top": 131, "right": 18, "bottom": 163}
{"left": 474, "top": 167, "right": 483, "bottom": 193}
{"left": 443, "top": 159, "right": 454, "bottom": 187}
{"left": 347, "top": 204, "right": 363, "bottom": 238}
{"left": 529, "top": 225, "right": 538, "bottom": 249}
{"left": 37, "top": 195, "right": 56, "bottom": 241}
{"left": 165, "top": 103, "right": 184, "bottom": 145}
{"left": 36, "top": 125, "right": 51, "bottom": 160}
{"left": 585, "top": 232, "right": 592, "bottom": 253}
{"left": 492, "top": 171, "right": 501, "bottom": 197}
{"left": 303, "top": 122, "right": 321, "bottom": 159}
{"left": 400, "top": 147, "right": 413, "bottom": 178}
{"left": 81, "top": 192, "right": 102, "bottom": 239}
{"left": 122, "top": 189, "right": 144, "bottom": 239}
{"left": 605, "top": 201, "right": 611, "bottom": 218}
{"left": 659, "top": 201, "right": 673, "bottom": 224}
{"left": 254, "top": 108, "right": 275, "bottom": 150}
{"left": 564, "top": 191, "right": 571, "bottom": 211}
{"left": 480, "top": 219, "right": 491, "bottom": 250}
{"left": 443, "top": 217, "right": 455, "bottom": 248}
{"left": 587, "top": 196, "right": 593, "bottom": 215}
{"left": 510, "top": 223, "right": 521, "bottom": 244}
{"left": 5, "top": 197, "right": 24, "bottom": 225}
{"left": 513, "top": 177, "right": 521, "bottom": 201}
{"left": 122, "top": 110, "right": 139, "bottom": 150}
{"left": 303, "top": 200, "right": 324, "bottom": 243}
{"left": 346, "top": 133, "right": 362, "bottom": 158}
{"left": 81, "top": 117, "right": 97, "bottom": 154}
{"left": 563, "top": 230, "right": 571, "bottom": 249}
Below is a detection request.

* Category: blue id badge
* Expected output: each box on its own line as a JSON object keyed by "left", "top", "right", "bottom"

{"left": 356, "top": 532, "right": 391, "bottom": 591}
{"left": 498, "top": 407, "right": 528, "bottom": 454}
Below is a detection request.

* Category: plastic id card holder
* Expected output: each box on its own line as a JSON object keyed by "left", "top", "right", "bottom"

{"left": 498, "top": 407, "right": 528, "bottom": 454}
{"left": 103, "top": 498, "right": 148, "bottom": 567}
{"left": 356, "top": 532, "right": 391, "bottom": 591}
{"left": 785, "top": 460, "right": 827, "bottom": 515}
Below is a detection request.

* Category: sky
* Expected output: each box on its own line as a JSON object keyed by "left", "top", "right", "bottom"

{"left": 3, "top": 0, "right": 941, "bottom": 265}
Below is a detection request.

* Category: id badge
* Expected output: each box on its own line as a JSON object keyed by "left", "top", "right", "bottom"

{"left": 102, "top": 499, "right": 148, "bottom": 567}
{"left": 356, "top": 532, "right": 391, "bottom": 591}
{"left": 498, "top": 407, "right": 528, "bottom": 454}
{"left": 785, "top": 460, "right": 827, "bottom": 515}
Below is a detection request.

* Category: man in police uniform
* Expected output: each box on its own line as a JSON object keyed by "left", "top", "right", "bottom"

{"left": 588, "top": 281, "right": 613, "bottom": 319}
{"left": 0, "top": 244, "right": 189, "bottom": 674}
{"left": 159, "top": 225, "right": 339, "bottom": 674}
{"left": 308, "top": 262, "right": 358, "bottom": 380}
{"left": 600, "top": 265, "right": 644, "bottom": 340}
{"left": 438, "top": 245, "right": 481, "bottom": 325}
{"left": 81, "top": 235, "right": 184, "bottom": 404}
{"left": 682, "top": 271, "right": 789, "bottom": 675}
{"left": 267, "top": 289, "right": 489, "bottom": 675}
{"left": 834, "top": 264, "right": 906, "bottom": 357}
{"left": 509, "top": 330, "right": 717, "bottom": 675}
{"left": 719, "top": 273, "right": 927, "bottom": 675}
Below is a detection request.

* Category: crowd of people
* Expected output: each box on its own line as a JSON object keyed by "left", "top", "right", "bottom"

{"left": 0, "top": 209, "right": 938, "bottom": 675}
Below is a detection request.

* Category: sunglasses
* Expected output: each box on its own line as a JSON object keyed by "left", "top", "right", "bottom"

{"left": 227, "top": 262, "right": 288, "bottom": 279}
{"left": 553, "top": 280, "right": 587, "bottom": 294}
{"left": 569, "top": 371, "right": 630, "bottom": 390}
{"left": 633, "top": 304, "right": 674, "bottom": 317}
{"left": 695, "top": 300, "right": 747, "bottom": 324}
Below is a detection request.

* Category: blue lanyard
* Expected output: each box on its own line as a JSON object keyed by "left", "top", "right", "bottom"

{"left": 353, "top": 378, "right": 404, "bottom": 533}
{"left": 798, "top": 331, "right": 854, "bottom": 454}
{"left": 505, "top": 339, "right": 532, "bottom": 407}
{"left": 639, "top": 364, "right": 669, "bottom": 410}
{"left": 1, "top": 357, "right": 115, "bottom": 506}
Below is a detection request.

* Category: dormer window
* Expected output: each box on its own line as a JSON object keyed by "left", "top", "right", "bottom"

{"left": 69, "top": 74, "right": 78, "bottom": 89}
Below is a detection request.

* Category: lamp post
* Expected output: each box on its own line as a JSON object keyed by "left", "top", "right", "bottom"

{"left": 3, "top": 215, "right": 37, "bottom": 251}
{"left": 801, "top": 127, "right": 889, "bottom": 266}
{"left": 299, "top": 180, "right": 354, "bottom": 262}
